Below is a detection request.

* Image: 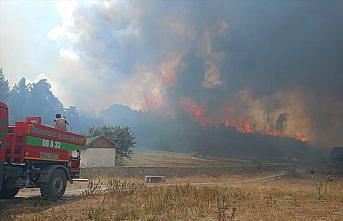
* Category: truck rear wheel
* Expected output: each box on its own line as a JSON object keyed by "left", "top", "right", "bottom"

{"left": 0, "top": 179, "right": 20, "bottom": 199}
{"left": 0, "top": 186, "right": 20, "bottom": 199}
{"left": 40, "top": 169, "right": 67, "bottom": 200}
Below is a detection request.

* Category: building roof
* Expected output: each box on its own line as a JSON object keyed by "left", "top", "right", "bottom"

{"left": 86, "top": 135, "right": 102, "bottom": 145}
{"left": 86, "top": 135, "right": 116, "bottom": 149}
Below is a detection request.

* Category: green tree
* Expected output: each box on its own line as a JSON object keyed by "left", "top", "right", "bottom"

{"left": 0, "top": 68, "right": 10, "bottom": 102}
{"left": 88, "top": 126, "right": 135, "bottom": 160}
{"left": 8, "top": 77, "right": 31, "bottom": 122}
{"left": 29, "top": 79, "right": 63, "bottom": 125}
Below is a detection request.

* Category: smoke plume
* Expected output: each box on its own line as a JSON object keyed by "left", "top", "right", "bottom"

{"left": 52, "top": 0, "right": 343, "bottom": 147}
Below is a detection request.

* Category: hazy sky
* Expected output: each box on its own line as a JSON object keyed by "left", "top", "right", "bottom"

{"left": 1, "top": 0, "right": 155, "bottom": 110}
{"left": 1, "top": 1, "right": 55, "bottom": 87}
{"left": 1, "top": 0, "right": 84, "bottom": 106}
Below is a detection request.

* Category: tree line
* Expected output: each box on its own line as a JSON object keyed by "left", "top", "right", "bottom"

{"left": 0, "top": 69, "right": 320, "bottom": 160}
{"left": 0, "top": 69, "right": 135, "bottom": 160}
{"left": 0, "top": 69, "right": 100, "bottom": 130}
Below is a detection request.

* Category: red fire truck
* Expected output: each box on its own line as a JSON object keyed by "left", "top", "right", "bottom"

{"left": 0, "top": 101, "right": 87, "bottom": 200}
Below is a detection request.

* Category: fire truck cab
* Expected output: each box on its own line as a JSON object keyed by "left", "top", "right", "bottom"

{"left": 0, "top": 101, "right": 87, "bottom": 200}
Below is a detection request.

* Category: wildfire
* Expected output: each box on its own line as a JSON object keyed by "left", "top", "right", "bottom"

{"left": 224, "top": 119, "right": 253, "bottom": 133}
{"left": 143, "top": 87, "right": 165, "bottom": 111}
{"left": 296, "top": 134, "right": 308, "bottom": 142}
{"left": 179, "top": 97, "right": 214, "bottom": 127}
{"left": 224, "top": 119, "right": 232, "bottom": 127}
{"left": 179, "top": 98, "right": 309, "bottom": 142}
{"left": 180, "top": 98, "right": 205, "bottom": 119}
{"left": 266, "top": 129, "right": 281, "bottom": 137}
{"left": 236, "top": 122, "right": 253, "bottom": 133}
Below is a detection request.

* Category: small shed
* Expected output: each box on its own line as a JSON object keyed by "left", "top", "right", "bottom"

{"left": 80, "top": 135, "right": 116, "bottom": 168}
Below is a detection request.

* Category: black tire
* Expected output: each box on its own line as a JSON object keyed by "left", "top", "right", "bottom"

{"left": 0, "top": 187, "right": 20, "bottom": 199}
{"left": 0, "top": 181, "right": 20, "bottom": 199}
{"left": 40, "top": 169, "right": 67, "bottom": 200}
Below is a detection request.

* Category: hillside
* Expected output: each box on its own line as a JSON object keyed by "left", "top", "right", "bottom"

{"left": 122, "top": 149, "right": 255, "bottom": 167}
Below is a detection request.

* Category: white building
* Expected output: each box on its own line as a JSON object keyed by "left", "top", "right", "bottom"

{"left": 80, "top": 135, "right": 116, "bottom": 168}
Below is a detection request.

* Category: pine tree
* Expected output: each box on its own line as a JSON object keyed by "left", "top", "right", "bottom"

{"left": 8, "top": 77, "right": 30, "bottom": 122}
{"left": 29, "top": 79, "right": 63, "bottom": 125}
{"left": 0, "top": 68, "right": 10, "bottom": 102}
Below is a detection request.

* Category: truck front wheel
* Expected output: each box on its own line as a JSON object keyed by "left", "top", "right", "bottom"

{"left": 40, "top": 169, "right": 67, "bottom": 200}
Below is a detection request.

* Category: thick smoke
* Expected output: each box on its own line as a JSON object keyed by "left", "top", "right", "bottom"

{"left": 54, "top": 0, "right": 343, "bottom": 147}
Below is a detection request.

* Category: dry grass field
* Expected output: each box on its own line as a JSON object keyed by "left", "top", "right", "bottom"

{"left": 121, "top": 149, "right": 248, "bottom": 167}
{"left": 121, "top": 149, "right": 304, "bottom": 168}
{"left": 2, "top": 174, "right": 342, "bottom": 221}
{"left": 1, "top": 150, "right": 340, "bottom": 220}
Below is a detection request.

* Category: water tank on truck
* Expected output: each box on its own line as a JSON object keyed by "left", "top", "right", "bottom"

{"left": 0, "top": 101, "right": 87, "bottom": 200}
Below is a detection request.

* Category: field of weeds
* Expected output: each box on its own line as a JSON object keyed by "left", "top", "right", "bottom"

{"left": 6, "top": 175, "right": 343, "bottom": 221}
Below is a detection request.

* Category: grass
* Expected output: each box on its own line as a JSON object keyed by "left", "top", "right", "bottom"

{"left": 9, "top": 176, "right": 343, "bottom": 221}
{"left": 121, "top": 149, "right": 254, "bottom": 167}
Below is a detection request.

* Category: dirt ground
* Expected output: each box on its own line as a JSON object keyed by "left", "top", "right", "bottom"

{"left": 0, "top": 171, "right": 342, "bottom": 221}
{"left": 3, "top": 171, "right": 284, "bottom": 201}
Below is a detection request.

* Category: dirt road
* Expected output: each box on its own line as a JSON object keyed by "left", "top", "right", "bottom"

{"left": 15, "top": 185, "right": 85, "bottom": 198}
{"left": 6, "top": 171, "right": 292, "bottom": 200}
{"left": 0, "top": 170, "right": 309, "bottom": 218}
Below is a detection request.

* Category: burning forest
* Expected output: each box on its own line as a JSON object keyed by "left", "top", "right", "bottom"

{"left": 1, "top": 2, "right": 343, "bottom": 220}
{"left": 179, "top": 95, "right": 308, "bottom": 142}
{"left": 56, "top": 0, "right": 342, "bottom": 152}
{"left": 2, "top": 0, "right": 343, "bottom": 158}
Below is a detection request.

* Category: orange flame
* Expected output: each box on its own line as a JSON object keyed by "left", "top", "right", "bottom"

{"left": 236, "top": 122, "right": 253, "bottom": 133}
{"left": 180, "top": 98, "right": 215, "bottom": 127}
{"left": 266, "top": 129, "right": 281, "bottom": 137}
{"left": 224, "top": 119, "right": 253, "bottom": 133}
{"left": 296, "top": 134, "right": 308, "bottom": 142}
{"left": 179, "top": 100, "right": 309, "bottom": 142}
{"left": 180, "top": 98, "right": 205, "bottom": 119}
